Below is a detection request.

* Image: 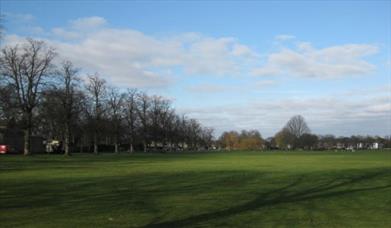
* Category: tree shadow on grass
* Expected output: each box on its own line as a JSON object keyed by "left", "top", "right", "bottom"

{"left": 144, "top": 169, "right": 391, "bottom": 228}
{"left": 0, "top": 170, "right": 264, "bottom": 217}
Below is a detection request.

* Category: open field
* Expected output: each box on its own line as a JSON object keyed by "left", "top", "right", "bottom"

{"left": 0, "top": 150, "right": 390, "bottom": 227}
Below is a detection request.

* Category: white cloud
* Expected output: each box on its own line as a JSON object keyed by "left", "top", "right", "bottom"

{"left": 29, "top": 26, "right": 44, "bottom": 34}
{"left": 187, "top": 84, "right": 230, "bottom": 93}
{"left": 253, "top": 43, "right": 378, "bottom": 78}
{"left": 4, "top": 17, "right": 259, "bottom": 88}
{"left": 2, "top": 12, "right": 46, "bottom": 36}
{"left": 185, "top": 79, "right": 278, "bottom": 94}
{"left": 52, "top": 28, "right": 81, "bottom": 40}
{"left": 296, "top": 42, "right": 312, "bottom": 51}
{"left": 181, "top": 37, "right": 251, "bottom": 75}
{"left": 254, "top": 80, "right": 276, "bottom": 88}
{"left": 2, "top": 34, "right": 26, "bottom": 46}
{"left": 4, "top": 16, "right": 381, "bottom": 86}
{"left": 231, "top": 43, "right": 258, "bottom": 58}
{"left": 251, "top": 66, "right": 280, "bottom": 76}
{"left": 180, "top": 90, "right": 391, "bottom": 137}
{"left": 275, "top": 34, "right": 295, "bottom": 41}
{"left": 4, "top": 12, "right": 35, "bottom": 22}
{"left": 46, "top": 30, "right": 176, "bottom": 87}
{"left": 27, "top": 17, "right": 261, "bottom": 87}
{"left": 70, "top": 16, "right": 107, "bottom": 30}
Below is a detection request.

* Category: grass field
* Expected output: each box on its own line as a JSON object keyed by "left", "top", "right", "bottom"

{"left": 0, "top": 150, "right": 390, "bottom": 227}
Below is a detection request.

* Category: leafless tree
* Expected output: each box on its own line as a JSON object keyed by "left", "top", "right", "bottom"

{"left": 0, "top": 38, "right": 216, "bottom": 155}
{"left": 200, "top": 127, "right": 214, "bottom": 149}
{"left": 162, "top": 109, "right": 176, "bottom": 149}
{"left": 0, "top": 84, "right": 19, "bottom": 122}
{"left": 107, "top": 87, "right": 124, "bottom": 153}
{"left": 56, "top": 61, "right": 80, "bottom": 156}
{"left": 187, "top": 118, "right": 202, "bottom": 150}
{"left": 274, "top": 128, "right": 295, "bottom": 149}
{"left": 0, "top": 39, "right": 56, "bottom": 155}
{"left": 284, "top": 115, "right": 310, "bottom": 138}
{"left": 85, "top": 73, "right": 106, "bottom": 154}
{"left": 149, "top": 95, "right": 173, "bottom": 148}
{"left": 124, "top": 89, "right": 139, "bottom": 153}
{"left": 299, "top": 133, "right": 318, "bottom": 150}
{"left": 137, "top": 92, "right": 151, "bottom": 152}
{"left": 178, "top": 114, "right": 189, "bottom": 150}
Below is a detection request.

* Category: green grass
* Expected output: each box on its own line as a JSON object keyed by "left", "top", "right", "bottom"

{"left": 1, "top": 150, "right": 390, "bottom": 227}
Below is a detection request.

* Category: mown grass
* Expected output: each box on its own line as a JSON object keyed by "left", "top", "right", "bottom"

{"left": 0, "top": 150, "right": 390, "bottom": 227}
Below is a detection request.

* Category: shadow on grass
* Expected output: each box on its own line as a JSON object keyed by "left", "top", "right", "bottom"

{"left": 144, "top": 169, "right": 391, "bottom": 228}
{"left": 0, "top": 170, "right": 261, "bottom": 211}
{"left": 1, "top": 166, "right": 390, "bottom": 227}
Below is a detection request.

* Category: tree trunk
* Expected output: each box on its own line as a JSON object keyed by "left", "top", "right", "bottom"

{"left": 129, "top": 142, "right": 133, "bottom": 154}
{"left": 143, "top": 140, "right": 147, "bottom": 153}
{"left": 114, "top": 143, "right": 119, "bottom": 154}
{"left": 23, "top": 112, "right": 32, "bottom": 155}
{"left": 64, "top": 123, "right": 70, "bottom": 156}
{"left": 94, "top": 143, "right": 98, "bottom": 154}
{"left": 23, "top": 128, "right": 30, "bottom": 155}
{"left": 114, "top": 133, "right": 119, "bottom": 154}
{"left": 94, "top": 133, "right": 98, "bottom": 154}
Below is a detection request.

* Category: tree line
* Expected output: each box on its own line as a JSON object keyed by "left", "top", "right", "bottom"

{"left": 217, "top": 115, "right": 391, "bottom": 150}
{"left": 217, "top": 115, "right": 316, "bottom": 150}
{"left": 0, "top": 39, "right": 214, "bottom": 155}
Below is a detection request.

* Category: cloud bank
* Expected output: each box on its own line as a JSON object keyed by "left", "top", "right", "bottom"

{"left": 180, "top": 87, "right": 391, "bottom": 137}
{"left": 3, "top": 16, "right": 380, "bottom": 88}
{"left": 4, "top": 16, "right": 259, "bottom": 88}
{"left": 252, "top": 43, "right": 378, "bottom": 78}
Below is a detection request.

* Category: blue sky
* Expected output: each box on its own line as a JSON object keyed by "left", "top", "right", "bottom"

{"left": 1, "top": 0, "right": 390, "bottom": 137}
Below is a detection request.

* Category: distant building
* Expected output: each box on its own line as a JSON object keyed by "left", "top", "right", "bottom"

{"left": 357, "top": 142, "right": 364, "bottom": 149}
{"left": 336, "top": 143, "right": 345, "bottom": 150}
{"left": 370, "top": 142, "right": 383, "bottom": 149}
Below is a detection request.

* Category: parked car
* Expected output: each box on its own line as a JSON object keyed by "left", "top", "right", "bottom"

{"left": 0, "top": 144, "right": 8, "bottom": 154}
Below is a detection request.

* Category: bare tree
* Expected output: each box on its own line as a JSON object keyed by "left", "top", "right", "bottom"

{"left": 124, "top": 89, "right": 139, "bottom": 153}
{"left": 75, "top": 93, "right": 89, "bottom": 153}
{"left": 85, "top": 73, "right": 106, "bottom": 154}
{"left": 0, "top": 39, "right": 56, "bottom": 155}
{"left": 162, "top": 109, "right": 175, "bottom": 150}
{"left": 299, "top": 133, "right": 318, "bottom": 150}
{"left": 278, "top": 115, "right": 312, "bottom": 149}
{"left": 136, "top": 92, "right": 150, "bottom": 152}
{"left": 107, "top": 87, "right": 124, "bottom": 154}
{"left": 57, "top": 61, "right": 80, "bottom": 156}
{"left": 274, "top": 128, "right": 295, "bottom": 149}
{"left": 187, "top": 118, "right": 202, "bottom": 150}
{"left": 38, "top": 88, "right": 64, "bottom": 142}
{"left": 0, "top": 84, "right": 19, "bottom": 122}
{"left": 200, "top": 127, "right": 214, "bottom": 150}
{"left": 38, "top": 84, "right": 85, "bottom": 154}
{"left": 179, "top": 114, "right": 189, "bottom": 150}
{"left": 149, "top": 95, "right": 172, "bottom": 148}
{"left": 284, "top": 115, "right": 310, "bottom": 138}
{"left": 168, "top": 114, "right": 183, "bottom": 150}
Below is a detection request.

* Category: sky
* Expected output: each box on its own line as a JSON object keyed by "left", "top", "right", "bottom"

{"left": 1, "top": 0, "right": 390, "bottom": 137}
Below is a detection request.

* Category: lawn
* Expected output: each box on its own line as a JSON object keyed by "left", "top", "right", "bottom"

{"left": 0, "top": 150, "right": 390, "bottom": 227}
